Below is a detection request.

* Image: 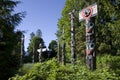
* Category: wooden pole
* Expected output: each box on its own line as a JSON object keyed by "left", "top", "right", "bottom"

{"left": 62, "top": 26, "right": 65, "bottom": 65}
{"left": 85, "top": 17, "right": 96, "bottom": 70}
{"left": 69, "top": 10, "right": 76, "bottom": 64}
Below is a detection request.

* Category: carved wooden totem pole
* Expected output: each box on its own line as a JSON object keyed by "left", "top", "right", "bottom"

{"left": 79, "top": 3, "right": 98, "bottom": 70}
{"left": 69, "top": 10, "right": 76, "bottom": 64}
{"left": 62, "top": 26, "right": 65, "bottom": 65}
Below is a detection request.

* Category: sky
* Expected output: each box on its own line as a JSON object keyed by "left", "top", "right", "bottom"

{"left": 15, "top": 0, "right": 65, "bottom": 51}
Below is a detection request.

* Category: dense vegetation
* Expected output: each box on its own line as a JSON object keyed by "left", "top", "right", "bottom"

{"left": 57, "top": 0, "right": 120, "bottom": 61}
{"left": 27, "top": 29, "right": 45, "bottom": 63}
{"left": 0, "top": 0, "right": 25, "bottom": 79}
{"left": 10, "top": 55, "right": 120, "bottom": 80}
{"left": 25, "top": 30, "right": 57, "bottom": 63}
{"left": 0, "top": 0, "right": 120, "bottom": 79}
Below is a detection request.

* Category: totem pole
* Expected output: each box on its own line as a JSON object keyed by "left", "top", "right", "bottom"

{"left": 62, "top": 26, "right": 65, "bottom": 65}
{"left": 57, "top": 40, "right": 60, "bottom": 63}
{"left": 39, "top": 43, "right": 42, "bottom": 62}
{"left": 79, "top": 3, "right": 97, "bottom": 70}
{"left": 21, "top": 34, "right": 25, "bottom": 65}
{"left": 69, "top": 10, "right": 76, "bottom": 64}
{"left": 32, "top": 45, "right": 35, "bottom": 63}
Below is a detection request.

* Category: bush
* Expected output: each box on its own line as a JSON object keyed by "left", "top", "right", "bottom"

{"left": 10, "top": 55, "right": 120, "bottom": 80}
{"left": 18, "top": 63, "right": 34, "bottom": 75}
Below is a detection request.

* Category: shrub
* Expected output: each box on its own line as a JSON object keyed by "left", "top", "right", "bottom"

{"left": 10, "top": 55, "right": 120, "bottom": 80}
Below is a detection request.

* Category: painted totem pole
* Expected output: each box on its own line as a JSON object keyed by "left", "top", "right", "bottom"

{"left": 79, "top": 3, "right": 97, "bottom": 70}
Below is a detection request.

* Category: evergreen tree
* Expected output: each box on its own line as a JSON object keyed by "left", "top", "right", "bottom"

{"left": 27, "top": 31, "right": 45, "bottom": 62}
{"left": 48, "top": 40, "right": 57, "bottom": 51}
{"left": 36, "top": 29, "right": 42, "bottom": 37}
{"left": 0, "top": 0, "right": 25, "bottom": 79}
{"left": 30, "top": 32, "right": 35, "bottom": 40}
{"left": 57, "top": 0, "right": 120, "bottom": 62}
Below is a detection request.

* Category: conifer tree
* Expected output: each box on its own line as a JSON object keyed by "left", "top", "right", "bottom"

{"left": 0, "top": 0, "right": 25, "bottom": 79}
{"left": 57, "top": 0, "right": 120, "bottom": 61}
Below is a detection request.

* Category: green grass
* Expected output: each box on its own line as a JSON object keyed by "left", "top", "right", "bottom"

{"left": 18, "top": 63, "right": 34, "bottom": 75}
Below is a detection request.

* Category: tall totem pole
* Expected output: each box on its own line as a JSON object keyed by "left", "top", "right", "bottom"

{"left": 79, "top": 3, "right": 98, "bottom": 70}
{"left": 62, "top": 26, "right": 65, "bottom": 65}
{"left": 21, "top": 34, "right": 25, "bottom": 65}
{"left": 57, "top": 40, "right": 60, "bottom": 63}
{"left": 69, "top": 10, "right": 76, "bottom": 64}
{"left": 39, "top": 43, "right": 42, "bottom": 62}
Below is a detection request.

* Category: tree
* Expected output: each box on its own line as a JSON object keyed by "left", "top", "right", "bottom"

{"left": 36, "top": 29, "right": 42, "bottom": 37}
{"left": 48, "top": 40, "right": 57, "bottom": 58}
{"left": 27, "top": 32, "right": 45, "bottom": 63}
{"left": 0, "top": 0, "right": 25, "bottom": 79}
{"left": 96, "top": 0, "right": 120, "bottom": 55}
{"left": 30, "top": 32, "right": 35, "bottom": 40}
{"left": 57, "top": 0, "right": 86, "bottom": 61}
{"left": 57, "top": 0, "right": 120, "bottom": 63}
{"left": 48, "top": 40, "right": 57, "bottom": 51}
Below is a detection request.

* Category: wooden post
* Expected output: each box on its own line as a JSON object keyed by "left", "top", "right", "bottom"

{"left": 62, "top": 26, "right": 65, "bottom": 65}
{"left": 20, "top": 34, "right": 24, "bottom": 65}
{"left": 85, "top": 17, "right": 96, "bottom": 70}
{"left": 32, "top": 46, "right": 35, "bottom": 63}
{"left": 69, "top": 10, "right": 76, "bottom": 64}
{"left": 57, "top": 40, "right": 60, "bottom": 63}
{"left": 39, "top": 43, "right": 42, "bottom": 62}
{"left": 79, "top": 3, "right": 97, "bottom": 70}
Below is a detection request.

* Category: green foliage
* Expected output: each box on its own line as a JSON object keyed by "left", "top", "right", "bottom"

{"left": 48, "top": 40, "right": 57, "bottom": 51}
{"left": 27, "top": 29, "right": 46, "bottom": 63}
{"left": 27, "top": 36, "right": 44, "bottom": 62}
{"left": 57, "top": 0, "right": 120, "bottom": 62}
{"left": 10, "top": 58, "right": 59, "bottom": 80}
{"left": 98, "top": 43, "right": 111, "bottom": 54}
{"left": 18, "top": 63, "right": 34, "bottom": 75}
{"left": 10, "top": 55, "right": 120, "bottom": 80}
{"left": 0, "top": 0, "right": 25, "bottom": 79}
